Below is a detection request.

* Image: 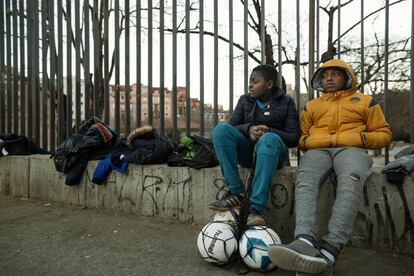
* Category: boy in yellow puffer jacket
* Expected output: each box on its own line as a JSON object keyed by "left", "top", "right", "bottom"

{"left": 268, "top": 59, "right": 391, "bottom": 275}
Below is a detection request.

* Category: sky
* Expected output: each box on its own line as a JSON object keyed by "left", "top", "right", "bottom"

{"left": 61, "top": 0, "right": 412, "bottom": 109}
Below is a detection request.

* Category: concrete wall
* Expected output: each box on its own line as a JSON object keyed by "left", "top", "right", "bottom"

{"left": 1, "top": 155, "right": 414, "bottom": 255}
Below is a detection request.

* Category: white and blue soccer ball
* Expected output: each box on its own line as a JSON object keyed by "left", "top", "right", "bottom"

{"left": 239, "top": 226, "right": 282, "bottom": 271}
{"left": 197, "top": 221, "right": 238, "bottom": 265}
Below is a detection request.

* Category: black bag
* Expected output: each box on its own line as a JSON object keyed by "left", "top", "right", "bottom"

{"left": 167, "top": 135, "right": 219, "bottom": 169}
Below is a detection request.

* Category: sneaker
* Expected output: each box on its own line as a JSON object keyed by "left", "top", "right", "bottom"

{"left": 246, "top": 208, "right": 266, "bottom": 226}
{"left": 296, "top": 255, "right": 334, "bottom": 276}
{"left": 268, "top": 239, "right": 327, "bottom": 274}
{"left": 208, "top": 191, "right": 244, "bottom": 211}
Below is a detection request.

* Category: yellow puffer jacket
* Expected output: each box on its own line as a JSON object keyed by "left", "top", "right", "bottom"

{"left": 299, "top": 59, "right": 392, "bottom": 150}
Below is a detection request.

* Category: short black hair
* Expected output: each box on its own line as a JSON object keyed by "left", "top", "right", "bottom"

{"left": 252, "top": 64, "right": 278, "bottom": 86}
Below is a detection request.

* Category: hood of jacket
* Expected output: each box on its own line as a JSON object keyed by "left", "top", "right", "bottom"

{"left": 311, "top": 59, "right": 357, "bottom": 94}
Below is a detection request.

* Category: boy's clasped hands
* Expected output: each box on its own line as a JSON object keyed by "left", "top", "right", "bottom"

{"left": 249, "top": 125, "right": 269, "bottom": 142}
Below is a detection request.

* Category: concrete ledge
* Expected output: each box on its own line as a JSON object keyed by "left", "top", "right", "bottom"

{"left": 1, "top": 155, "right": 414, "bottom": 255}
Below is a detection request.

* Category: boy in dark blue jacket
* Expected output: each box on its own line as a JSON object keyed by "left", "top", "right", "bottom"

{"left": 208, "top": 64, "right": 300, "bottom": 226}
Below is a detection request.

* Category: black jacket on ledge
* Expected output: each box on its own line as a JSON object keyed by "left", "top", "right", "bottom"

{"left": 0, "top": 133, "right": 49, "bottom": 156}
{"left": 229, "top": 87, "right": 300, "bottom": 148}
{"left": 52, "top": 117, "right": 117, "bottom": 186}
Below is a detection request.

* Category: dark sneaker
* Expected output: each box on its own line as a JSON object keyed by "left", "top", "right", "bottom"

{"left": 208, "top": 192, "right": 244, "bottom": 211}
{"left": 268, "top": 239, "right": 327, "bottom": 274}
{"left": 296, "top": 253, "right": 334, "bottom": 276}
{"left": 246, "top": 208, "right": 266, "bottom": 226}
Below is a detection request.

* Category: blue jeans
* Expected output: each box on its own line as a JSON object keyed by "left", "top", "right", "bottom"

{"left": 212, "top": 123, "right": 288, "bottom": 213}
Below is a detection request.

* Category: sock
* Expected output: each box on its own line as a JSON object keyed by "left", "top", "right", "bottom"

{"left": 299, "top": 237, "right": 315, "bottom": 248}
{"left": 320, "top": 248, "right": 336, "bottom": 263}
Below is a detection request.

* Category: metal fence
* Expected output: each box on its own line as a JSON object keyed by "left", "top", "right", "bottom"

{"left": 0, "top": 0, "right": 413, "bottom": 158}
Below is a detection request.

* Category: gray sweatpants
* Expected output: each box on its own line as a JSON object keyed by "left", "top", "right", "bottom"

{"left": 294, "top": 147, "right": 373, "bottom": 254}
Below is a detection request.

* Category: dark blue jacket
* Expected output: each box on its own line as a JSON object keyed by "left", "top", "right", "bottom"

{"left": 229, "top": 88, "right": 300, "bottom": 148}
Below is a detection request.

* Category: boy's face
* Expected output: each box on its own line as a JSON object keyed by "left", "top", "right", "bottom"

{"left": 320, "top": 68, "right": 348, "bottom": 93}
{"left": 248, "top": 71, "right": 273, "bottom": 99}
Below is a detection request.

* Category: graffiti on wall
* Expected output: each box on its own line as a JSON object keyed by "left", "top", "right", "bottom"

{"left": 141, "top": 174, "right": 192, "bottom": 217}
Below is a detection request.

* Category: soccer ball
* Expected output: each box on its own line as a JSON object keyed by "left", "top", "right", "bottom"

{"left": 197, "top": 221, "right": 238, "bottom": 265}
{"left": 239, "top": 226, "right": 282, "bottom": 271}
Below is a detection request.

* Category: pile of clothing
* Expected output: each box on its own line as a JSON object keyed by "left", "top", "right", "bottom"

{"left": 51, "top": 117, "right": 118, "bottom": 185}
{"left": 92, "top": 126, "right": 174, "bottom": 184}
{"left": 0, "top": 133, "right": 49, "bottom": 156}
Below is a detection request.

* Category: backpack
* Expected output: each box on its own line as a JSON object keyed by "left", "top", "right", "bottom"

{"left": 167, "top": 135, "right": 219, "bottom": 169}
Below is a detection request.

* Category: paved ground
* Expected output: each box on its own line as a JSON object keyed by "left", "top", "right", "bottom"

{"left": 1, "top": 197, "right": 413, "bottom": 276}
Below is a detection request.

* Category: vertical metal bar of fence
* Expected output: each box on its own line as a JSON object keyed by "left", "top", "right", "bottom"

{"left": 296, "top": 0, "right": 301, "bottom": 163}
{"left": 49, "top": 0, "right": 56, "bottom": 150}
{"left": 66, "top": 0, "right": 73, "bottom": 137}
{"left": 0, "top": 1, "right": 4, "bottom": 134}
{"left": 278, "top": 0, "right": 282, "bottom": 87}
{"left": 260, "top": 0, "right": 265, "bottom": 64}
{"left": 411, "top": 0, "right": 414, "bottom": 143}
{"left": 19, "top": 0, "right": 25, "bottom": 136}
{"left": 12, "top": 0, "right": 18, "bottom": 134}
{"left": 360, "top": 0, "right": 364, "bottom": 93}
{"left": 6, "top": 0, "right": 12, "bottom": 133}
{"left": 104, "top": 0, "right": 109, "bottom": 124}
{"left": 384, "top": 0, "right": 389, "bottom": 164}
{"left": 185, "top": 0, "right": 190, "bottom": 135}
{"left": 229, "top": 0, "right": 233, "bottom": 116}
{"left": 244, "top": 0, "right": 248, "bottom": 94}
{"left": 75, "top": 0, "right": 81, "bottom": 130}
{"left": 93, "top": 0, "right": 99, "bottom": 117}
{"left": 316, "top": 0, "right": 320, "bottom": 98}
{"left": 26, "top": 0, "right": 32, "bottom": 138}
{"left": 84, "top": 0, "right": 90, "bottom": 120}
{"left": 308, "top": 0, "right": 315, "bottom": 101}
{"left": 337, "top": 0, "right": 341, "bottom": 59}
{"left": 114, "top": 0, "right": 120, "bottom": 131}
{"left": 160, "top": 0, "right": 165, "bottom": 136}
{"left": 295, "top": 0, "right": 300, "bottom": 107}
{"left": 41, "top": 0, "right": 48, "bottom": 149}
{"left": 213, "top": 0, "right": 218, "bottom": 126}
{"left": 34, "top": 0, "right": 40, "bottom": 143}
{"left": 57, "top": 0, "right": 64, "bottom": 144}
{"left": 147, "top": 0, "right": 153, "bottom": 127}
{"left": 316, "top": 0, "right": 320, "bottom": 67}
{"left": 125, "top": 0, "right": 131, "bottom": 134}
{"left": 36, "top": 1, "right": 41, "bottom": 141}
{"left": 199, "top": 0, "right": 204, "bottom": 135}
{"left": 136, "top": 0, "right": 141, "bottom": 128}
{"left": 172, "top": 0, "right": 177, "bottom": 140}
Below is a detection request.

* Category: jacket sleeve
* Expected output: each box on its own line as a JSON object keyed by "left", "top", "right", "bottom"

{"left": 228, "top": 96, "right": 251, "bottom": 136}
{"left": 361, "top": 99, "right": 392, "bottom": 149}
{"left": 92, "top": 155, "right": 113, "bottom": 185}
{"left": 298, "top": 104, "right": 313, "bottom": 150}
{"left": 268, "top": 98, "right": 300, "bottom": 148}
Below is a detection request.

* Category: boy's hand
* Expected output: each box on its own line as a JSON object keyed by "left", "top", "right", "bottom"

{"left": 249, "top": 125, "right": 269, "bottom": 142}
